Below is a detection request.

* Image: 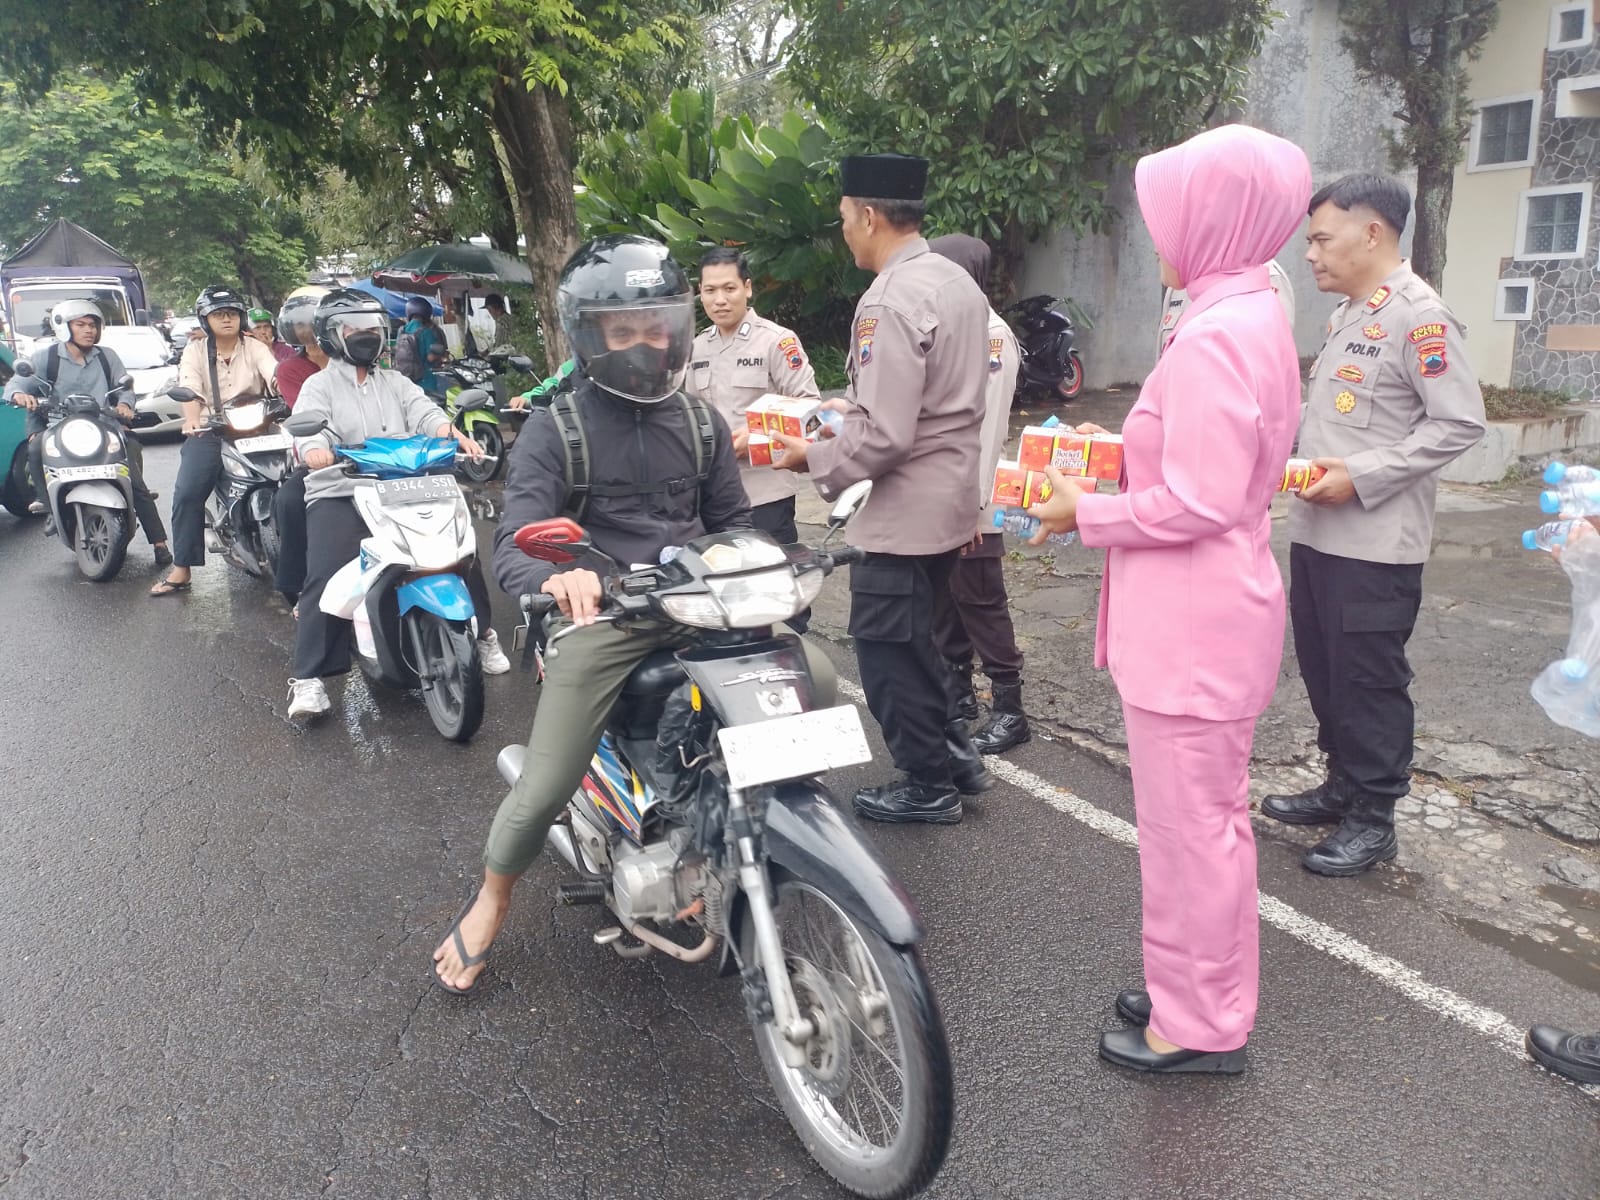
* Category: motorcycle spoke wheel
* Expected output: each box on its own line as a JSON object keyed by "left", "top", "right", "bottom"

{"left": 404, "top": 610, "right": 484, "bottom": 742}
{"left": 747, "top": 880, "right": 953, "bottom": 1200}
{"left": 75, "top": 506, "right": 129, "bottom": 582}
{"left": 457, "top": 422, "right": 503, "bottom": 484}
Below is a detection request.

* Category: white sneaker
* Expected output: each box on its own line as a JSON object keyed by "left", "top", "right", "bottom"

{"left": 476, "top": 628, "right": 512, "bottom": 675}
{"left": 286, "top": 677, "right": 331, "bottom": 719}
{"left": 27, "top": 501, "right": 45, "bottom": 515}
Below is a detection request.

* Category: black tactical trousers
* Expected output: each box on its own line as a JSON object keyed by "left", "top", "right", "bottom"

{"left": 1289, "top": 543, "right": 1425, "bottom": 826}
{"left": 850, "top": 549, "right": 960, "bottom": 785}
{"left": 931, "top": 533, "right": 1025, "bottom": 684}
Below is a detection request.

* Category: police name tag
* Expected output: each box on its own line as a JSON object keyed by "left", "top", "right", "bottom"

{"left": 717, "top": 705, "right": 872, "bottom": 788}
{"left": 49, "top": 464, "right": 120, "bottom": 482}
{"left": 375, "top": 475, "right": 461, "bottom": 506}
{"left": 236, "top": 433, "right": 290, "bottom": 454}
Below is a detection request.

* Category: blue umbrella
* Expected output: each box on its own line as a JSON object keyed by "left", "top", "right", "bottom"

{"left": 348, "top": 277, "right": 443, "bottom": 322}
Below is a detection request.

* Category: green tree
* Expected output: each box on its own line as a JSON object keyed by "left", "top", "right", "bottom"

{"left": 785, "top": 0, "right": 1276, "bottom": 290}
{"left": 0, "top": 70, "right": 311, "bottom": 310}
{"left": 1337, "top": 0, "right": 1500, "bottom": 289}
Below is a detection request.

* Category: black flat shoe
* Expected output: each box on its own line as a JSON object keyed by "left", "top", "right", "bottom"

{"left": 1098, "top": 1026, "right": 1246, "bottom": 1074}
{"left": 853, "top": 776, "right": 963, "bottom": 825}
{"left": 1526, "top": 1025, "right": 1600, "bottom": 1084}
{"left": 1115, "top": 989, "right": 1151, "bottom": 1025}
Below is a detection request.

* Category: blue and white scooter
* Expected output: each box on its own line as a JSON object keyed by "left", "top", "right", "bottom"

{"left": 286, "top": 411, "right": 487, "bottom": 741}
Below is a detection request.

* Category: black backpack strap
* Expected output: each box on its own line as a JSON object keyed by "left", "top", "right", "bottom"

{"left": 549, "top": 389, "right": 591, "bottom": 522}
{"left": 45, "top": 343, "right": 60, "bottom": 388}
{"left": 96, "top": 349, "right": 112, "bottom": 394}
{"left": 679, "top": 391, "right": 715, "bottom": 482}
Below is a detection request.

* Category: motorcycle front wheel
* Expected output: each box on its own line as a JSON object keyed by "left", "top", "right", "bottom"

{"left": 745, "top": 878, "right": 954, "bottom": 1200}
{"left": 75, "top": 505, "right": 129, "bottom": 582}
{"left": 404, "top": 610, "right": 484, "bottom": 742}
{"left": 1054, "top": 351, "right": 1085, "bottom": 400}
{"left": 457, "top": 420, "right": 504, "bottom": 484}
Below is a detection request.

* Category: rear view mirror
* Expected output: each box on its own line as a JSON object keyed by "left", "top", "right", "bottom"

{"left": 454, "top": 387, "right": 492, "bottom": 411}
{"left": 513, "top": 518, "right": 591, "bottom": 564}
{"left": 114, "top": 374, "right": 134, "bottom": 392}
{"left": 135, "top": 309, "right": 150, "bottom": 326}
{"left": 13, "top": 360, "right": 34, "bottom": 379}
{"left": 828, "top": 479, "right": 873, "bottom": 529}
{"left": 283, "top": 412, "right": 329, "bottom": 438}
{"left": 509, "top": 355, "right": 535, "bottom": 373}
{"left": 168, "top": 386, "right": 199, "bottom": 404}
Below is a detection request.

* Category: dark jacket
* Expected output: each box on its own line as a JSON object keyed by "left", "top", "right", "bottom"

{"left": 493, "top": 376, "right": 753, "bottom": 598}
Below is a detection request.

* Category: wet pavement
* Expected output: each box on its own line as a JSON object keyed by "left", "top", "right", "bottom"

{"left": 0, "top": 435, "right": 1597, "bottom": 1200}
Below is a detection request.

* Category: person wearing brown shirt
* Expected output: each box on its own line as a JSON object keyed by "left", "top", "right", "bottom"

{"left": 774, "top": 153, "right": 993, "bottom": 825}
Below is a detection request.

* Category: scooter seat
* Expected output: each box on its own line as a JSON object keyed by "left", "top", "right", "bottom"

{"left": 622, "top": 649, "right": 684, "bottom": 697}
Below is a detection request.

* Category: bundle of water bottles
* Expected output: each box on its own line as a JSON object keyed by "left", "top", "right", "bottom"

{"left": 1524, "top": 461, "right": 1600, "bottom": 736}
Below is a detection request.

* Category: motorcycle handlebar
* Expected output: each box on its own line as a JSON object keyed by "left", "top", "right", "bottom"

{"left": 820, "top": 545, "right": 865, "bottom": 572}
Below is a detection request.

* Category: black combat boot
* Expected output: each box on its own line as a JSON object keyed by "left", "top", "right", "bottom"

{"left": 1261, "top": 760, "right": 1350, "bottom": 825}
{"left": 945, "top": 722, "right": 995, "bottom": 794}
{"left": 853, "top": 773, "right": 963, "bottom": 825}
{"left": 1302, "top": 794, "right": 1398, "bottom": 877}
{"left": 972, "top": 680, "right": 1031, "bottom": 754}
{"left": 947, "top": 659, "right": 979, "bottom": 723}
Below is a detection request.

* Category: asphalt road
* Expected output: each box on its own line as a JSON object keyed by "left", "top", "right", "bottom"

{"left": 1, "top": 440, "right": 1597, "bottom": 1200}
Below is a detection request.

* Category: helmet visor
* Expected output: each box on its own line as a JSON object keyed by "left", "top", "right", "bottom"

{"left": 572, "top": 297, "right": 694, "bottom": 404}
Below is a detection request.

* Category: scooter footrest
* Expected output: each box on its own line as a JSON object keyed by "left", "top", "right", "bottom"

{"left": 557, "top": 881, "right": 608, "bottom": 906}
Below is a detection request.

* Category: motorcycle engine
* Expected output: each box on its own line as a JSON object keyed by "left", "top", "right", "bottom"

{"left": 612, "top": 826, "right": 708, "bottom": 925}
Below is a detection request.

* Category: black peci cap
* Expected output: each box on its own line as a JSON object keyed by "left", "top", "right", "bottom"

{"left": 840, "top": 154, "right": 929, "bottom": 201}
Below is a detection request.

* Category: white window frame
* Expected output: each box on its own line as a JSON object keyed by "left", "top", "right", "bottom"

{"left": 1514, "top": 183, "right": 1594, "bottom": 261}
{"left": 1468, "top": 92, "right": 1540, "bottom": 171}
{"left": 1556, "top": 73, "right": 1600, "bottom": 118}
{"left": 1495, "top": 278, "right": 1536, "bottom": 321}
{"left": 1551, "top": 2, "right": 1592, "bottom": 50}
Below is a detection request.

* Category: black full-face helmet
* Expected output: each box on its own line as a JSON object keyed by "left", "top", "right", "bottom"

{"left": 313, "top": 289, "right": 389, "bottom": 367}
{"left": 277, "top": 289, "right": 328, "bottom": 353}
{"left": 557, "top": 235, "right": 693, "bottom": 404}
{"left": 195, "top": 285, "right": 248, "bottom": 324}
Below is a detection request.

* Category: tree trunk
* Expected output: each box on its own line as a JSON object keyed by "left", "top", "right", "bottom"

{"left": 490, "top": 73, "right": 579, "bottom": 372}
{"left": 1408, "top": 5, "right": 1466, "bottom": 291}
{"left": 1411, "top": 158, "right": 1455, "bottom": 291}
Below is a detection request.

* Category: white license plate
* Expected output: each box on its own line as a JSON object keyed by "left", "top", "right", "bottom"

{"left": 48, "top": 464, "right": 121, "bottom": 482}
{"left": 375, "top": 475, "right": 461, "bottom": 506}
{"left": 236, "top": 433, "right": 290, "bottom": 454}
{"left": 717, "top": 705, "right": 873, "bottom": 788}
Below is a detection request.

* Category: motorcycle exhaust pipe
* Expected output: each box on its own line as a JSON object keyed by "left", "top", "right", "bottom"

{"left": 545, "top": 824, "right": 582, "bottom": 874}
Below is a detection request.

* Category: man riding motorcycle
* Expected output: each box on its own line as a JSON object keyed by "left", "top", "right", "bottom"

{"left": 284, "top": 288, "right": 509, "bottom": 719}
{"left": 3, "top": 298, "right": 172, "bottom": 565}
{"left": 431, "top": 235, "right": 836, "bottom": 994}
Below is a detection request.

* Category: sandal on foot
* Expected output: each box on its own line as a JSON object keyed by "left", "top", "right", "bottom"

{"left": 433, "top": 889, "right": 491, "bottom": 995}
{"left": 149, "top": 575, "right": 192, "bottom": 597}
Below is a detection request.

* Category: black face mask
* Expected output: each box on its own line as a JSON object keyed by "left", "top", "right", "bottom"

{"left": 588, "top": 342, "right": 681, "bottom": 404}
{"left": 341, "top": 330, "right": 384, "bottom": 366}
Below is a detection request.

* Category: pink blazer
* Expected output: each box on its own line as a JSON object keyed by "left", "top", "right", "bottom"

{"left": 1075, "top": 269, "right": 1301, "bottom": 721}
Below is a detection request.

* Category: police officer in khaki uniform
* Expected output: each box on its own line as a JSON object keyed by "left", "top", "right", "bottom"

{"left": 1158, "top": 259, "right": 1296, "bottom": 358}
{"left": 1265, "top": 174, "right": 1486, "bottom": 875}
{"left": 773, "top": 153, "right": 993, "bottom": 825}
{"left": 685, "top": 248, "right": 820, "bottom": 548}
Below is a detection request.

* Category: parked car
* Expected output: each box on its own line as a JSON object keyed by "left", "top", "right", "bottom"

{"left": 112, "top": 326, "right": 182, "bottom": 436}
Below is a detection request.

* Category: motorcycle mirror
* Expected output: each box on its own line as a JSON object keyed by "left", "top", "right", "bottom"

{"left": 509, "top": 355, "right": 535, "bottom": 373}
{"left": 283, "top": 412, "right": 329, "bottom": 438}
{"left": 135, "top": 308, "right": 150, "bottom": 326}
{"left": 168, "top": 385, "right": 199, "bottom": 404}
{"left": 114, "top": 374, "right": 134, "bottom": 392}
{"left": 827, "top": 479, "right": 873, "bottom": 529}
{"left": 454, "top": 388, "right": 492, "bottom": 411}
{"left": 513, "top": 518, "right": 592, "bottom": 564}
{"left": 12, "top": 360, "right": 34, "bottom": 379}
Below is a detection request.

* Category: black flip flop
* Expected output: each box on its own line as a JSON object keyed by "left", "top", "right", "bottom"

{"left": 433, "top": 888, "right": 491, "bottom": 995}
{"left": 149, "top": 576, "right": 192, "bottom": 597}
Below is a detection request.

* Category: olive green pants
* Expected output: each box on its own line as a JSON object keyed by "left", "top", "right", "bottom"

{"left": 483, "top": 623, "right": 837, "bottom": 876}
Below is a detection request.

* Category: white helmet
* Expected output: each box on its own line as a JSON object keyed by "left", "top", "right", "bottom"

{"left": 51, "top": 299, "right": 104, "bottom": 344}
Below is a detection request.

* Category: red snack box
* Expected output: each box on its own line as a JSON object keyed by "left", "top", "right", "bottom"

{"left": 1017, "top": 426, "right": 1124, "bottom": 479}
{"left": 747, "top": 433, "right": 783, "bottom": 467}
{"left": 1279, "top": 458, "right": 1327, "bottom": 493}
{"left": 746, "top": 394, "right": 825, "bottom": 441}
{"left": 990, "top": 460, "right": 1055, "bottom": 508}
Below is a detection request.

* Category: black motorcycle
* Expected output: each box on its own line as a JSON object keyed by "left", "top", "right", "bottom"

{"left": 169, "top": 387, "right": 291, "bottom": 583}
{"left": 506, "top": 482, "right": 954, "bottom": 1199}
{"left": 10, "top": 359, "right": 138, "bottom": 581}
{"left": 1003, "top": 294, "right": 1085, "bottom": 404}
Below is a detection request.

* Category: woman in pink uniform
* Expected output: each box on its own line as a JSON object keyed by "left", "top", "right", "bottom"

{"left": 1027, "top": 124, "right": 1311, "bottom": 1073}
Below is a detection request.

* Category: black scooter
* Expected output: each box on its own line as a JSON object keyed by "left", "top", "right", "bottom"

{"left": 10, "top": 359, "right": 137, "bottom": 581}
{"left": 1003, "top": 294, "right": 1085, "bottom": 404}
{"left": 504, "top": 481, "right": 953, "bottom": 1199}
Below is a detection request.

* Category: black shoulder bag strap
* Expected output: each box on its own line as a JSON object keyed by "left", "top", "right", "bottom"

{"left": 549, "top": 390, "right": 592, "bottom": 522}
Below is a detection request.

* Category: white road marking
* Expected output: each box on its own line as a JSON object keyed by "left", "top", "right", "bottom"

{"left": 835, "top": 679, "right": 1598, "bottom": 1090}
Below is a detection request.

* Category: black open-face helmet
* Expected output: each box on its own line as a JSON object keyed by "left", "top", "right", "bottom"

{"left": 313, "top": 289, "right": 389, "bottom": 367}
{"left": 557, "top": 236, "right": 693, "bottom": 404}
{"left": 195, "top": 285, "right": 248, "bottom": 323}
{"left": 404, "top": 296, "right": 434, "bottom": 322}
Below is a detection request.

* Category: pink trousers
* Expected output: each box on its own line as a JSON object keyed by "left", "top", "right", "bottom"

{"left": 1122, "top": 701, "right": 1260, "bottom": 1052}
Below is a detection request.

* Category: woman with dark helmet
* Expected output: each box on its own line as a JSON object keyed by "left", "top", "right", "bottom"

{"left": 150, "top": 285, "right": 281, "bottom": 597}
{"left": 271, "top": 289, "right": 330, "bottom": 604}
{"left": 284, "top": 288, "right": 509, "bottom": 720}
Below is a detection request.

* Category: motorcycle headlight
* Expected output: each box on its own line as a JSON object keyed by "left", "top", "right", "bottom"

{"left": 226, "top": 401, "right": 266, "bottom": 432}
{"left": 660, "top": 567, "right": 822, "bottom": 630}
{"left": 104, "top": 429, "right": 123, "bottom": 454}
{"left": 59, "top": 419, "right": 103, "bottom": 458}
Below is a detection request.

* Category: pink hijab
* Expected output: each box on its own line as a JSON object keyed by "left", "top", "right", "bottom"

{"left": 1134, "top": 124, "right": 1312, "bottom": 300}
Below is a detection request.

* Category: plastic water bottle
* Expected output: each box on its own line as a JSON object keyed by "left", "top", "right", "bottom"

{"left": 1531, "top": 533, "right": 1600, "bottom": 735}
{"left": 992, "top": 508, "right": 1077, "bottom": 546}
{"left": 1523, "top": 520, "right": 1586, "bottom": 552}
{"left": 819, "top": 409, "right": 845, "bottom": 436}
{"left": 1544, "top": 461, "right": 1600, "bottom": 486}
{"left": 1540, "top": 481, "right": 1600, "bottom": 515}
{"left": 1038, "top": 414, "right": 1062, "bottom": 430}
